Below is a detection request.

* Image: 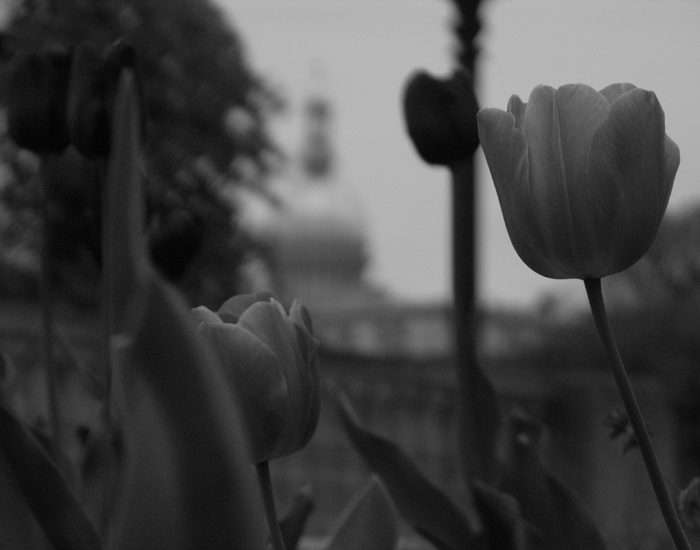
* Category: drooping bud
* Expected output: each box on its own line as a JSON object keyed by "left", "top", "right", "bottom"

{"left": 6, "top": 48, "right": 71, "bottom": 154}
{"left": 402, "top": 69, "right": 480, "bottom": 166}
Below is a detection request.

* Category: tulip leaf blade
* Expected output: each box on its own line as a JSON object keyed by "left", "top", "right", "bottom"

{"left": 106, "top": 69, "right": 266, "bottom": 549}
{"left": 279, "top": 483, "right": 315, "bottom": 550}
{"left": 0, "top": 406, "right": 101, "bottom": 550}
{"left": 471, "top": 480, "right": 540, "bottom": 550}
{"left": 455, "top": 338, "right": 502, "bottom": 485}
{"left": 334, "top": 387, "right": 484, "bottom": 550}
{"left": 326, "top": 476, "right": 398, "bottom": 550}
{"left": 499, "top": 410, "right": 607, "bottom": 550}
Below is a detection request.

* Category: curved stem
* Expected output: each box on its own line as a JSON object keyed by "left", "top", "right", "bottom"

{"left": 256, "top": 461, "right": 286, "bottom": 550}
{"left": 40, "top": 157, "right": 61, "bottom": 447}
{"left": 99, "top": 160, "right": 113, "bottom": 422}
{"left": 584, "top": 278, "right": 690, "bottom": 550}
{"left": 98, "top": 159, "right": 116, "bottom": 544}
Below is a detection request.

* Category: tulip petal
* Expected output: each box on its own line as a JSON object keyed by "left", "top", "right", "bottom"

{"left": 289, "top": 300, "right": 314, "bottom": 335}
{"left": 477, "top": 107, "right": 568, "bottom": 278}
{"left": 217, "top": 290, "right": 277, "bottom": 324}
{"left": 598, "top": 83, "right": 636, "bottom": 104}
{"left": 507, "top": 94, "right": 525, "bottom": 132}
{"left": 523, "top": 84, "right": 610, "bottom": 273}
{"left": 198, "top": 323, "right": 288, "bottom": 463}
{"left": 663, "top": 134, "right": 682, "bottom": 203}
{"left": 586, "top": 88, "right": 679, "bottom": 276}
{"left": 191, "top": 306, "right": 223, "bottom": 325}
{"left": 287, "top": 300, "right": 321, "bottom": 447}
{"left": 237, "top": 301, "right": 320, "bottom": 458}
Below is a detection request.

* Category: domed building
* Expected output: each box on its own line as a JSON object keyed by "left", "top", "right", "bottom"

{"left": 243, "top": 79, "right": 382, "bottom": 312}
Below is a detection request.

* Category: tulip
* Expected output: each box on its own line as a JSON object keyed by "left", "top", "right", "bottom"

{"left": 477, "top": 83, "right": 680, "bottom": 279}
{"left": 5, "top": 48, "right": 71, "bottom": 154}
{"left": 67, "top": 39, "right": 138, "bottom": 158}
{"left": 192, "top": 290, "right": 321, "bottom": 464}
{"left": 403, "top": 69, "right": 480, "bottom": 166}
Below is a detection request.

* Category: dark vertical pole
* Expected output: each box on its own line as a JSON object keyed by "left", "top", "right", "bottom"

{"left": 449, "top": 0, "right": 481, "bottom": 358}
{"left": 447, "top": 0, "right": 500, "bottom": 485}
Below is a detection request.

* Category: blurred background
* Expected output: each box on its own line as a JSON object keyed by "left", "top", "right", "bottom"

{"left": 0, "top": 1, "right": 698, "bottom": 548}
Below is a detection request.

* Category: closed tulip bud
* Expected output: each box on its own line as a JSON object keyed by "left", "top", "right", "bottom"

{"left": 67, "top": 39, "right": 138, "bottom": 158}
{"left": 403, "top": 69, "right": 480, "bottom": 166}
{"left": 192, "top": 291, "right": 321, "bottom": 463}
{"left": 6, "top": 48, "right": 71, "bottom": 154}
{"left": 477, "top": 83, "right": 680, "bottom": 279}
{"left": 148, "top": 208, "right": 204, "bottom": 281}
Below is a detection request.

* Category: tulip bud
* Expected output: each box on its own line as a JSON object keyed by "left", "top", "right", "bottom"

{"left": 192, "top": 291, "right": 321, "bottom": 463}
{"left": 67, "top": 39, "right": 138, "bottom": 158}
{"left": 403, "top": 69, "right": 480, "bottom": 166}
{"left": 148, "top": 208, "right": 204, "bottom": 281}
{"left": 5, "top": 48, "right": 71, "bottom": 154}
{"left": 477, "top": 83, "right": 680, "bottom": 279}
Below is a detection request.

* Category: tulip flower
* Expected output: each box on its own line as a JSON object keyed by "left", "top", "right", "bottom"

{"left": 403, "top": 69, "right": 480, "bottom": 166}
{"left": 192, "top": 290, "right": 321, "bottom": 464}
{"left": 67, "top": 39, "right": 139, "bottom": 158}
{"left": 477, "top": 83, "right": 680, "bottom": 279}
{"left": 5, "top": 48, "right": 71, "bottom": 154}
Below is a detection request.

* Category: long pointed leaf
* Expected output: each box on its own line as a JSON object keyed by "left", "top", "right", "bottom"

{"left": 326, "top": 476, "right": 397, "bottom": 550}
{"left": 0, "top": 447, "right": 52, "bottom": 550}
{"left": 456, "top": 347, "right": 502, "bottom": 485}
{"left": 279, "top": 483, "right": 315, "bottom": 550}
{"left": 105, "top": 70, "right": 266, "bottom": 549}
{"left": 335, "top": 387, "right": 485, "bottom": 550}
{"left": 499, "top": 410, "right": 607, "bottom": 550}
{"left": 0, "top": 407, "right": 101, "bottom": 550}
{"left": 471, "top": 480, "right": 539, "bottom": 550}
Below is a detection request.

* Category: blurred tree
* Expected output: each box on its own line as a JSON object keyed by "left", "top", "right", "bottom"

{"left": 0, "top": 0, "right": 282, "bottom": 308}
{"left": 607, "top": 205, "right": 700, "bottom": 304}
{"left": 516, "top": 206, "right": 700, "bottom": 484}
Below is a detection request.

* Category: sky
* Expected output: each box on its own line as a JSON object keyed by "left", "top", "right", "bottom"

{"left": 216, "top": 0, "right": 700, "bottom": 309}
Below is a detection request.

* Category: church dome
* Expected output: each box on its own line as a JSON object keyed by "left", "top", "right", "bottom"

{"left": 257, "top": 80, "right": 371, "bottom": 307}
{"left": 269, "top": 171, "right": 366, "bottom": 249}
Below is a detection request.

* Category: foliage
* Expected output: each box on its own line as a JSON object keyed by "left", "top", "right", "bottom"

{"left": 0, "top": 0, "right": 281, "bottom": 307}
{"left": 3, "top": 0, "right": 278, "bottom": 182}
{"left": 0, "top": 63, "right": 401, "bottom": 550}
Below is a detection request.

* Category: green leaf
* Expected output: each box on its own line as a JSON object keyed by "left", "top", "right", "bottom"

{"left": 105, "top": 70, "right": 266, "bottom": 549}
{"left": 0, "top": 407, "right": 101, "bottom": 550}
{"left": 326, "top": 476, "right": 398, "bottom": 550}
{"left": 455, "top": 345, "right": 502, "bottom": 485}
{"left": 335, "top": 387, "right": 485, "bottom": 550}
{"left": 472, "top": 480, "right": 539, "bottom": 550}
{"left": 499, "top": 410, "right": 607, "bottom": 550}
{"left": 77, "top": 412, "right": 123, "bottom": 539}
{"left": 0, "top": 449, "right": 53, "bottom": 550}
{"left": 0, "top": 351, "right": 18, "bottom": 408}
{"left": 279, "top": 483, "right": 315, "bottom": 550}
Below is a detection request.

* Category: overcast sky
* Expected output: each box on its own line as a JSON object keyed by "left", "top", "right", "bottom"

{"left": 217, "top": 0, "right": 700, "bottom": 309}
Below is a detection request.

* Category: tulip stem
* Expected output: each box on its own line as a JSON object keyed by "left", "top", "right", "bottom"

{"left": 584, "top": 278, "right": 691, "bottom": 550}
{"left": 99, "top": 160, "right": 113, "bottom": 421}
{"left": 39, "top": 157, "right": 61, "bottom": 448}
{"left": 256, "top": 461, "right": 286, "bottom": 550}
